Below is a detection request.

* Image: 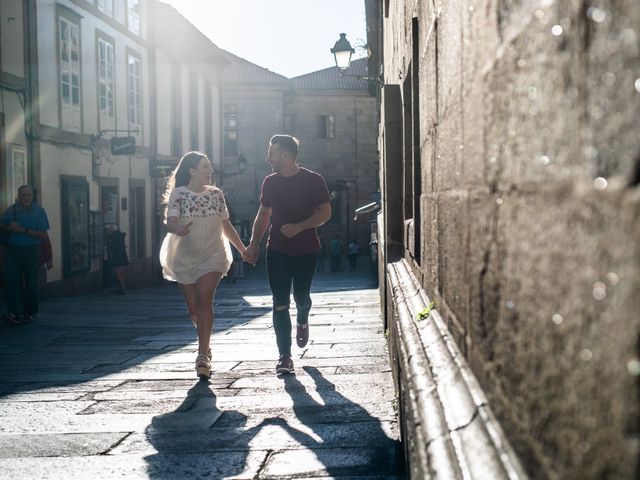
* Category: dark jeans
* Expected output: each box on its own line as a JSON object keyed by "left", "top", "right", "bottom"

{"left": 266, "top": 250, "right": 317, "bottom": 356}
{"left": 330, "top": 254, "right": 342, "bottom": 272}
{"left": 4, "top": 244, "right": 40, "bottom": 316}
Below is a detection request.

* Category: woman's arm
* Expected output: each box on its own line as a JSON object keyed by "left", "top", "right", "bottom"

{"left": 222, "top": 219, "right": 247, "bottom": 254}
{"left": 166, "top": 216, "right": 192, "bottom": 236}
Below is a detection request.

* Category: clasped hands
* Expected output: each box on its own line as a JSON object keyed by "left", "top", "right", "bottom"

{"left": 242, "top": 222, "right": 302, "bottom": 265}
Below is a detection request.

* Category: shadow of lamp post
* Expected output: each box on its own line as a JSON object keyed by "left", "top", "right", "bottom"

{"left": 217, "top": 153, "right": 248, "bottom": 185}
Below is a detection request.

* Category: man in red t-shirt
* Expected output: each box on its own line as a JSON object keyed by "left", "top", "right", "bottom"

{"left": 244, "top": 135, "right": 332, "bottom": 374}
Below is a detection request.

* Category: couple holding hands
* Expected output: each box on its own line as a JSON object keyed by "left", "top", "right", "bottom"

{"left": 160, "top": 135, "right": 332, "bottom": 379}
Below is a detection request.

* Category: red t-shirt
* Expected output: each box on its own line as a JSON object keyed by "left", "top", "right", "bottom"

{"left": 260, "top": 167, "right": 331, "bottom": 256}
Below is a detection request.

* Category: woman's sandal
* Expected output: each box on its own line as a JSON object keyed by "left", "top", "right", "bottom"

{"left": 195, "top": 354, "right": 211, "bottom": 379}
{"left": 2, "top": 313, "right": 22, "bottom": 325}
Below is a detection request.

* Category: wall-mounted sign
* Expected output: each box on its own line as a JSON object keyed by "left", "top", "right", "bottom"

{"left": 110, "top": 136, "right": 136, "bottom": 155}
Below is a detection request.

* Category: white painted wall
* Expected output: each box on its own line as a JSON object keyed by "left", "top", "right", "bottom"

{"left": 37, "top": 0, "right": 150, "bottom": 143}
{"left": 154, "top": 50, "right": 172, "bottom": 155}
{"left": 0, "top": 0, "right": 25, "bottom": 78}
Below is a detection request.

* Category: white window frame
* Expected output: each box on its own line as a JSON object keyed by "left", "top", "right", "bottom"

{"left": 98, "top": 37, "right": 116, "bottom": 131}
{"left": 59, "top": 16, "right": 81, "bottom": 132}
{"left": 127, "top": 53, "right": 142, "bottom": 130}
{"left": 10, "top": 146, "right": 27, "bottom": 198}
{"left": 97, "top": 0, "right": 114, "bottom": 17}
{"left": 127, "top": 0, "right": 140, "bottom": 35}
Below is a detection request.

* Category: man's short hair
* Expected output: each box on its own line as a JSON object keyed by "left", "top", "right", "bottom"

{"left": 17, "top": 185, "right": 33, "bottom": 194}
{"left": 270, "top": 135, "right": 299, "bottom": 158}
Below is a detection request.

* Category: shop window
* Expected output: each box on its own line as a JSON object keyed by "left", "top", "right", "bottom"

{"left": 61, "top": 176, "right": 90, "bottom": 277}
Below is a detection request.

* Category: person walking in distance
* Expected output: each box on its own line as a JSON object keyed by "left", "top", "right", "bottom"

{"left": 0, "top": 185, "right": 50, "bottom": 325}
{"left": 329, "top": 235, "right": 343, "bottom": 272}
{"left": 105, "top": 224, "right": 129, "bottom": 294}
{"left": 159, "top": 151, "right": 247, "bottom": 379}
{"left": 347, "top": 239, "right": 360, "bottom": 272}
{"left": 244, "top": 135, "right": 332, "bottom": 374}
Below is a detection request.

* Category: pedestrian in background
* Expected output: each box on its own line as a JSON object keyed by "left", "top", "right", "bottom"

{"left": 0, "top": 185, "right": 50, "bottom": 325}
{"left": 159, "top": 151, "right": 247, "bottom": 379}
{"left": 106, "top": 224, "right": 129, "bottom": 294}
{"left": 329, "top": 235, "right": 343, "bottom": 272}
{"left": 244, "top": 135, "right": 331, "bottom": 374}
{"left": 347, "top": 240, "right": 360, "bottom": 272}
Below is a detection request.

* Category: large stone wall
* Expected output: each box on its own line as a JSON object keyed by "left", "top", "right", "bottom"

{"left": 379, "top": 0, "right": 640, "bottom": 478}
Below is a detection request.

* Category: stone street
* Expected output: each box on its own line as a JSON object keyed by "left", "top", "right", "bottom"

{"left": 0, "top": 264, "right": 401, "bottom": 479}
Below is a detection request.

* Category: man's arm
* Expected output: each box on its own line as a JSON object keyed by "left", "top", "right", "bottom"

{"left": 244, "top": 205, "right": 271, "bottom": 264}
{"left": 280, "top": 202, "right": 331, "bottom": 239}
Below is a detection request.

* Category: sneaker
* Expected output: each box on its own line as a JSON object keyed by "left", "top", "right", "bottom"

{"left": 276, "top": 354, "right": 294, "bottom": 374}
{"left": 296, "top": 323, "right": 309, "bottom": 348}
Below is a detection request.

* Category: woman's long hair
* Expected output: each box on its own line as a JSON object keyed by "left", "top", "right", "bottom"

{"left": 162, "top": 151, "right": 213, "bottom": 219}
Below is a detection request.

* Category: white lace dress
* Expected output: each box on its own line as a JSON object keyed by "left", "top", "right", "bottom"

{"left": 159, "top": 186, "right": 232, "bottom": 284}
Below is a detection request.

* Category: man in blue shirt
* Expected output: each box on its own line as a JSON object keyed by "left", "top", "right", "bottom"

{"left": 1, "top": 185, "right": 50, "bottom": 324}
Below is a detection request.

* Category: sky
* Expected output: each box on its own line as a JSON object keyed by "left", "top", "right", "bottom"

{"left": 161, "top": 0, "right": 368, "bottom": 78}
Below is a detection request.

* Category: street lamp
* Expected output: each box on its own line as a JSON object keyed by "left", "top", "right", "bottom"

{"left": 219, "top": 153, "right": 247, "bottom": 178}
{"left": 330, "top": 33, "right": 383, "bottom": 85}
{"left": 331, "top": 33, "right": 354, "bottom": 71}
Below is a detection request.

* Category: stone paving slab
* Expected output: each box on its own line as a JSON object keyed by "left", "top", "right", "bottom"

{"left": 0, "top": 267, "right": 402, "bottom": 478}
{"left": 111, "top": 420, "right": 398, "bottom": 455}
{"left": 0, "top": 451, "right": 268, "bottom": 480}
{"left": 0, "top": 432, "right": 128, "bottom": 458}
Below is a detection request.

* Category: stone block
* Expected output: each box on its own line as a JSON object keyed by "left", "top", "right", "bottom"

{"left": 437, "top": 0, "right": 463, "bottom": 124}
{"left": 584, "top": 0, "right": 640, "bottom": 180}
{"left": 437, "top": 191, "right": 470, "bottom": 333}
{"left": 434, "top": 102, "right": 464, "bottom": 192}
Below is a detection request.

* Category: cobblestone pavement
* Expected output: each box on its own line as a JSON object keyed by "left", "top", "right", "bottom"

{"left": 0, "top": 263, "right": 402, "bottom": 479}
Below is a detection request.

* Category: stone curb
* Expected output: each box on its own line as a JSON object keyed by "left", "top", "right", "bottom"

{"left": 386, "top": 259, "right": 528, "bottom": 479}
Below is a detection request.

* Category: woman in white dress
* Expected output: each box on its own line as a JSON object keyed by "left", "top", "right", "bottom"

{"left": 160, "top": 151, "right": 246, "bottom": 379}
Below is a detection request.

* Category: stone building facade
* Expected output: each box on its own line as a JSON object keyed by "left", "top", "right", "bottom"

{"left": 0, "top": 0, "right": 227, "bottom": 295}
{"left": 219, "top": 50, "right": 290, "bottom": 239}
{"left": 367, "top": 0, "right": 640, "bottom": 478}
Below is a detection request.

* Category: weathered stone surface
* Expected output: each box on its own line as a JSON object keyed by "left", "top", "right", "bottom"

{"left": 376, "top": 0, "right": 640, "bottom": 478}
{"left": 0, "top": 432, "right": 127, "bottom": 458}
{"left": 0, "top": 451, "right": 268, "bottom": 480}
{"left": 0, "top": 268, "right": 401, "bottom": 478}
{"left": 262, "top": 447, "right": 399, "bottom": 478}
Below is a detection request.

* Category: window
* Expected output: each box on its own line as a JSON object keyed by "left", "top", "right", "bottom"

{"left": 189, "top": 74, "right": 198, "bottom": 149}
{"left": 61, "top": 176, "right": 90, "bottom": 277}
{"left": 204, "top": 82, "right": 213, "bottom": 160}
{"left": 10, "top": 146, "right": 27, "bottom": 198}
{"left": 98, "top": 37, "right": 115, "bottom": 131}
{"left": 223, "top": 104, "right": 238, "bottom": 157}
{"left": 128, "top": 182, "right": 145, "bottom": 259}
{"left": 97, "top": 0, "right": 114, "bottom": 17}
{"left": 284, "top": 115, "right": 294, "bottom": 134}
{"left": 318, "top": 115, "right": 335, "bottom": 139}
{"left": 171, "top": 64, "right": 182, "bottom": 157}
{"left": 127, "top": 0, "right": 140, "bottom": 35}
{"left": 59, "top": 16, "right": 81, "bottom": 132}
{"left": 127, "top": 54, "right": 142, "bottom": 129}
